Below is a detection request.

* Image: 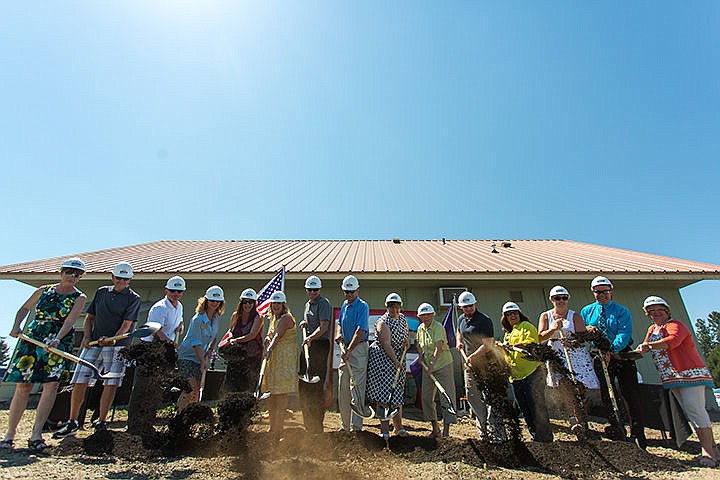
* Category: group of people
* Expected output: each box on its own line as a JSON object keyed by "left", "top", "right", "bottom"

{"left": 1, "top": 262, "right": 718, "bottom": 467}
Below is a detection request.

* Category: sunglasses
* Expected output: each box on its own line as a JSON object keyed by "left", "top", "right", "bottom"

{"left": 552, "top": 296, "right": 569, "bottom": 301}
{"left": 306, "top": 288, "right": 319, "bottom": 293}
{"left": 506, "top": 311, "right": 520, "bottom": 315}
{"left": 593, "top": 289, "right": 612, "bottom": 295}
{"left": 343, "top": 290, "right": 356, "bottom": 295}
{"left": 167, "top": 289, "right": 183, "bottom": 294}
{"left": 241, "top": 299, "right": 255, "bottom": 305}
{"left": 646, "top": 308, "right": 666, "bottom": 314}
{"left": 62, "top": 269, "right": 83, "bottom": 278}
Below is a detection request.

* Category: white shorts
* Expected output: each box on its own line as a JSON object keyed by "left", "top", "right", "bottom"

{"left": 70, "top": 346, "right": 127, "bottom": 387}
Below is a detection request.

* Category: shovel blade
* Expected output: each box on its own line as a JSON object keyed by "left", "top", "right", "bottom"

{"left": 99, "top": 372, "right": 125, "bottom": 380}
{"left": 376, "top": 407, "right": 399, "bottom": 421}
{"left": 299, "top": 374, "right": 321, "bottom": 384}
{"left": 254, "top": 391, "right": 270, "bottom": 401}
{"left": 351, "top": 402, "right": 375, "bottom": 419}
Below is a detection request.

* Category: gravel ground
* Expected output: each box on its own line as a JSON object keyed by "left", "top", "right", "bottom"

{"left": 1, "top": 406, "right": 718, "bottom": 480}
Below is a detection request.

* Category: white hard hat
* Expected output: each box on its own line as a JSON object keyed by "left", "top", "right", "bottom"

{"left": 112, "top": 262, "right": 134, "bottom": 279}
{"left": 165, "top": 276, "right": 186, "bottom": 291}
{"left": 205, "top": 285, "right": 224, "bottom": 302}
{"left": 502, "top": 301, "right": 521, "bottom": 313}
{"left": 240, "top": 288, "right": 257, "bottom": 301}
{"left": 549, "top": 285, "right": 570, "bottom": 299}
{"left": 269, "top": 291, "right": 287, "bottom": 303}
{"left": 342, "top": 275, "right": 360, "bottom": 291}
{"left": 305, "top": 275, "right": 322, "bottom": 289}
{"left": 417, "top": 303, "right": 435, "bottom": 316}
{"left": 385, "top": 292, "right": 403, "bottom": 306}
{"left": 457, "top": 291, "right": 476, "bottom": 307}
{"left": 591, "top": 276, "right": 613, "bottom": 290}
{"left": 643, "top": 296, "right": 669, "bottom": 309}
{"left": 61, "top": 257, "right": 86, "bottom": 272}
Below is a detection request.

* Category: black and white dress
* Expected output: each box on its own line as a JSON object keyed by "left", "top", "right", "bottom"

{"left": 367, "top": 313, "right": 408, "bottom": 406}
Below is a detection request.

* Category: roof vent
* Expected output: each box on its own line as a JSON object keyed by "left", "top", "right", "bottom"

{"left": 502, "top": 242, "right": 512, "bottom": 248}
{"left": 491, "top": 242, "right": 499, "bottom": 254}
{"left": 392, "top": 238, "right": 401, "bottom": 244}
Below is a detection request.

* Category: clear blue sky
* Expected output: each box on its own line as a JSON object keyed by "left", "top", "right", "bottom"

{"left": 1, "top": 2, "right": 719, "bottom": 351}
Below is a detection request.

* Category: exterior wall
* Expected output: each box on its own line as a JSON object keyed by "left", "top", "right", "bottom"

{"left": 54, "top": 275, "right": 694, "bottom": 385}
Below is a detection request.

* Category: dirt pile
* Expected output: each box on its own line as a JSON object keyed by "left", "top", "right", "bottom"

{"left": 82, "top": 430, "right": 114, "bottom": 455}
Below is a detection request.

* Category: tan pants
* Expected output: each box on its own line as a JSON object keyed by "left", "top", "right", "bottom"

{"left": 421, "top": 363, "right": 457, "bottom": 424}
{"left": 337, "top": 342, "right": 368, "bottom": 431}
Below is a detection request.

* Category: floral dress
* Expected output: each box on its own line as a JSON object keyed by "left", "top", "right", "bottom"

{"left": 262, "top": 314, "right": 298, "bottom": 395}
{"left": 367, "top": 313, "right": 408, "bottom": 406}
{"left": 544, "top": 310, "right": 599, "bottom": 389}
{"left": 4, "top": 285, "right": 82, "bottom": 383}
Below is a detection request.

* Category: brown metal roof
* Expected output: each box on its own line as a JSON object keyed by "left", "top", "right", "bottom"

{"left": 0, "top": 240, "right": 719, "bottom": 278}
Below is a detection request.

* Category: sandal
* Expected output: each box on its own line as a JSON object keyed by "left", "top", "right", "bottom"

{"left": 698, "top": 456, "right": 717, "bottom": 468}
{"left": 27, "top": 439, "right": 49, "bottom": 452}
{"left": 0, "top": 439, "right": 14, "bottom": 450}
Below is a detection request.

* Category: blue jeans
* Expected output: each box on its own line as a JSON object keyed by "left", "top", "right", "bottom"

{"left": 511, "top": 366, "right": 553, "bottom": 442}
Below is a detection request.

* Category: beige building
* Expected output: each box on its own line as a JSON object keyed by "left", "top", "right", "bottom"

{"left": 2, "top": 239, "right": 719, "bottom": 384}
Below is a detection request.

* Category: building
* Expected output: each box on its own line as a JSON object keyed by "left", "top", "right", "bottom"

{"left": 2, "top": 239, "right": 719, "bottom": 406}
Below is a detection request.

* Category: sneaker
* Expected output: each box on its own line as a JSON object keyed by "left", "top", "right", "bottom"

{"left": 93, "top": 421, "right": 107, "bottom": 432}
{"left": 52, "top": 420, "right": 79, "bottom": 439}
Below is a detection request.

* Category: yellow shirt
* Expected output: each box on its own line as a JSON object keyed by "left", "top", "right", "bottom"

{"left": 503, "top": 320, "right": 541, "bottom": 382}
{"left": 417, "top": 320, "right": 453, "bottom": 371}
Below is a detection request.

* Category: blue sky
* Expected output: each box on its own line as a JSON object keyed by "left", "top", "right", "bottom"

{"left": 1, "top": 2, "right": 719, "bottom": 351}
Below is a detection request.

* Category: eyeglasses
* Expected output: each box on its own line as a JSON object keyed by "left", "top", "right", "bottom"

{"left": 387, "top": 302, "right": 401, "bottom": 308}
{"left": 646, "top": 308, "right": 666, "bottom": 314}
{"left": 593, "top": 289, "right": 612, "bottom": 295}
{"left": 506, "top": 311, "right": 520, "bottom": 315}
{"left": 167, "top": 289, "right": 183, "bottom": 294}
{"left": 306, "top": 289, "right": 319, "bottom": 293}
{"left": 241, "top": 299, "right": 255, "bottom": 305}
{"left": 552, "top": 296, "right": 569, "bottom": 301}
{"left": 343, "top": 290, "right": 356, "bottom": 295}
{"left": 62, "top": 269, "right": 83, "bottom": 278}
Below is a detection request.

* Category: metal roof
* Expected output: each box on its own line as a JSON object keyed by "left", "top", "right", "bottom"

{"left": 0, "top": 240, "right": 719, "bottom": 279}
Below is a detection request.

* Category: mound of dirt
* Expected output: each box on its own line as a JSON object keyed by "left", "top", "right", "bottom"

{"left": 82, "top": 430, "right": 114, "bottom": 456}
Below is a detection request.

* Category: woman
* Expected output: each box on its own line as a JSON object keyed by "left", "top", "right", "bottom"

{"left": 367, "top": 293, "right": 409, "bottom": 439}
{"left": 263, "top": 291, "right": 297, "bottom": 438}
{"left": 416, "top": 303, "right": 456, "bottom": 438}
{"left": 1, "top": 258, "right": 87, "bottom": 451}
{"left": 177, "top": 285, "right": 223, "bottom": 411}
{"left": 500, "top": 301, "right": 553, "bottom": 443}
{"left": 637, "top": 296, "right": 719, "bottom": 467}
{"left": 538, "top": 285, "right": 598, "bottom": 435}
{"left": 222, "top": 288, "right": 263, "bottom": 392}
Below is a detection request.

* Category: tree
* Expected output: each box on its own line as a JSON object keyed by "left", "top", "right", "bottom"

{"left": 695, "top": 311, "right": 720, "bottom": 387}
{"left": 0, "top": 337, "right": 9, "bottom": 368}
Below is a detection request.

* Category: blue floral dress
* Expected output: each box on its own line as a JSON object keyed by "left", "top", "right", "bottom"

{"left": 3, "top": 285, "right": 82, "bottom": 383}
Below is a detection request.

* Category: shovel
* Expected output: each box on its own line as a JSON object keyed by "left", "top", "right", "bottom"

{"left": 86, "top": 322, "right": 162, "bottom": 347}
{"left": 198, "top": 368, "right": 207, "bottom": 402}
{"left": 376, "top": 346, "right": 408, "bottom": 421}
{"left": 612, "top": 350, "right": 643, "bottom": 361}
{"left": 591, "top": 348, "right": 626, "bottom": 440}
{"left": 19, "top": 333, "right": 124, "bottom": 380}
{"left": 298, "top": 328, "right": 320, "bottom": 384}
{"left": 338, "top": 342, "right": 375, "bottom": 419}
{"left": 420, "top": 360, "right": 457, "bottom": 415}
{"left": 254, "top": 353, "right": 271, "bottom": 401}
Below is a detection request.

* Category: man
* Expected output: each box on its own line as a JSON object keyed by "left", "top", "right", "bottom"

{"left": 455, "top": 291, "right": 506, "bottom": 443}
{"left": 54, "top": 262, "right": 141, "bottom": 437}
{"left": 298, "top": 275, "right": 332, "bottom": 433}
{"left": 580, "top": 276, "right": 646, "bottom": 449}
{"left": 126, "top": 275, "right": 185, "bottom": 434}
{"left": 335, "top": 274, "right": 369, "bottom": 432}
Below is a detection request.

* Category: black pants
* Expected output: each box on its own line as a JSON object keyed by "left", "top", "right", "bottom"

{"left": 298, "top": 338, "right": 330, "bottom": 433}
{"left": 127, "top": 366, "right": 163, "bottom": 434}
{"left": 593, "top": 354, "right": 645, "bottom": 440}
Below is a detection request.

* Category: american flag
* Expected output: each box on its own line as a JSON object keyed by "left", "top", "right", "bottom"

{"left": 255, "top": 267, "right": 285, "bottom": 316}
{"left": 218, "top": 267, "right": 285, "bottom": 348}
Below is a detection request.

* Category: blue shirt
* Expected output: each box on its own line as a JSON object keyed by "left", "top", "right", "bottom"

{"left": 580, "top": 301, "right": 633, "bottom": 352}
{"left": 339, "top": 297, "right": 369, "bottom": 343}
{"left": 177, "top": 312, "right": 220, "bottom": 363}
